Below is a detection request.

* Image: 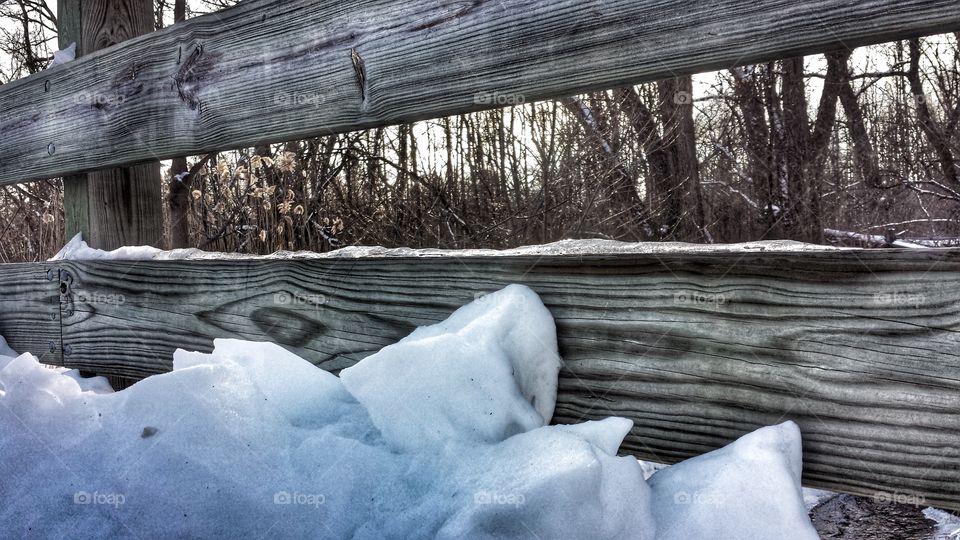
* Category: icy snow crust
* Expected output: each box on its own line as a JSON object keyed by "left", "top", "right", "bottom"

{"left": 0, "top": 287, "right": 817, "bottom": 538}
{"left": 51, "top": 233, "right": 851, "bottom": 262}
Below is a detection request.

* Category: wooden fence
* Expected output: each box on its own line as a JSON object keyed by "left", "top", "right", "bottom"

{"left": 0, "top": 0, "right": 958, "bottom": 512}
{"left": 3, "top": 0, "right": 960, "bottom": 185}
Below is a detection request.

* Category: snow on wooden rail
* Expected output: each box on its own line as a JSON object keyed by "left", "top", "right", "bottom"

{"left": 2, "top": 0, "right": 960, "bottom": 185}
{"left": 1, "top": 245, "right": 959, "bottom": 509}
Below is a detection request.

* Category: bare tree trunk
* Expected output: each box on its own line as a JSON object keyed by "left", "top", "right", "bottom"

{"left": 837, "top": 54, "right": 884, "bottom": 189}
{"left": 907, "top": 38, "right": 960, "bottom": 189}
{"left": 657, "top": 76, "right": 707, "bottom": 241}
{"left": 731, "top": 65, "right": 778, "bottom": 238}
{"left": 16, "top": 1, "right": 43, "bottom": 74}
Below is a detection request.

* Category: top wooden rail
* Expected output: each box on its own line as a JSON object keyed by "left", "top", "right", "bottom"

{"left": 2, "top": 0, "right": 960, "bottom": 185}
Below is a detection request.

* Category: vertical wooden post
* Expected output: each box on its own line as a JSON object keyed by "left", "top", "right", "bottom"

{"left": 58, "top": 0, "right": 163, "bottom": 250}
{"left": 168, "top": 0, "right": 192, "bottom": 249}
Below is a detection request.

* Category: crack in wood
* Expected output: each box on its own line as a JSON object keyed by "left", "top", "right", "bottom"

{"left": 351, "top": 48, "right": 366, "bottom": 101}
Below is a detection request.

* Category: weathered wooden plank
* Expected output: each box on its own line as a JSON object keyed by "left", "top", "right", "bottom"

{"left": 59, "top": 0, "right": 164, "bottom": 250}
{"left": 3, "top": 0, "right": 960, "bottom": 185}
{"left": 53, "top": 249, "right": 960, "bottom": 509}
{"left": 0, "top": 264, "right": 62, "bottom": 365}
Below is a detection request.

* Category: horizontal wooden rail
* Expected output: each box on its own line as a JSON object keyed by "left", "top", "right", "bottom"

{"left": 2, "top": 248, "right": 958, "bottom": 508}
{"left": 3, "top": 0, "right": 960, "bottom": 185}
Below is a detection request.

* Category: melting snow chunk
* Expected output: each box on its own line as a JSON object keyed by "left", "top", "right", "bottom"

{"left": 340, "top": 284, "right": 561, "bottom": 452}
{"left": 648, "top": 422, "right": 818, "bottom": 539}
{"left": 51, "top": 43, "right": 76, "bottom": 66}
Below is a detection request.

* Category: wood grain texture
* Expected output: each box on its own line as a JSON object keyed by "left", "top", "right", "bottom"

{"left": 52, "top": 249, "right": 960, "bottom": 509}
{"left": 4, "top": 0, "right": 960, "bottom": 185}
{"left": 59, "top": 0, "right": 164, "bottom": 250}
{"left": 0, "top": 264, "right": 62, "bottom": 365}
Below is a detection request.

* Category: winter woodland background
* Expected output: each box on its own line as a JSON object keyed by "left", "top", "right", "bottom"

{"left": 1, "top": 0, "right": 959, "bottom": 261}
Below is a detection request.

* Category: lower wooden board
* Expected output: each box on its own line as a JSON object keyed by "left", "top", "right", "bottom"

{"left": 17, "top": 249, "right": 960, "bottom": 509}
{"left": 0, "top": 263, "right": 62, "bottom": 365}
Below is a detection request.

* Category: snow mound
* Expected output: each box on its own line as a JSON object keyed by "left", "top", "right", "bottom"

{"left": 647, "top": 422, "right": 818, "bottom": 539}
{"left": 0, "top": 285, "right": 817, "bottom": 538}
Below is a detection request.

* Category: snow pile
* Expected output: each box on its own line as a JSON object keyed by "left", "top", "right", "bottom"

{"left": 648, "top": 422, "right": 816, "bottom": 539}
{"left": 1, "top": 286, "right": 816, "bottom": 538}
{"left": 925, "top": 508, "right": 960, "bottom": 539}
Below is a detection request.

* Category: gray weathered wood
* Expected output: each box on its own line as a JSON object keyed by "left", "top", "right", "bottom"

{"left": 50, "top": 249, "right": 960, "bottom": 509}
{"left": 65, "top": 164, "right": 165, "bottom": 249}
{"left": 3, "top": 0, "right": 960, "bottom": 185}
{"left": 58, "top": 0, "right": 89, "bottom": 243}
{"left": 0, "top": 264, "right": 62, "bottom": 365}
{"left": 58, "top": 0, "right": 164, "bottom": 250}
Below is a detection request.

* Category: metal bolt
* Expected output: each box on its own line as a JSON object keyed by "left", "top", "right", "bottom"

{"left": 50, "top": 312, "right": 57, "bottom": 321}
{"left": 48, "top": 341, "right": 56, "bottom": 353}
{"left": 47, "top": 143, "right": 56, "bottom": 156}
{"left": 46, "top": 268, "right": 56, "bottom": 281}
{"left": 63, "top": 344, "right": 73, "bottom": 356}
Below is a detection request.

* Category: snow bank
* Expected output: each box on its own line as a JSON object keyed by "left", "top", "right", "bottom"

{"left": 1, "top": 286, "right": 817, "bottom": 538}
